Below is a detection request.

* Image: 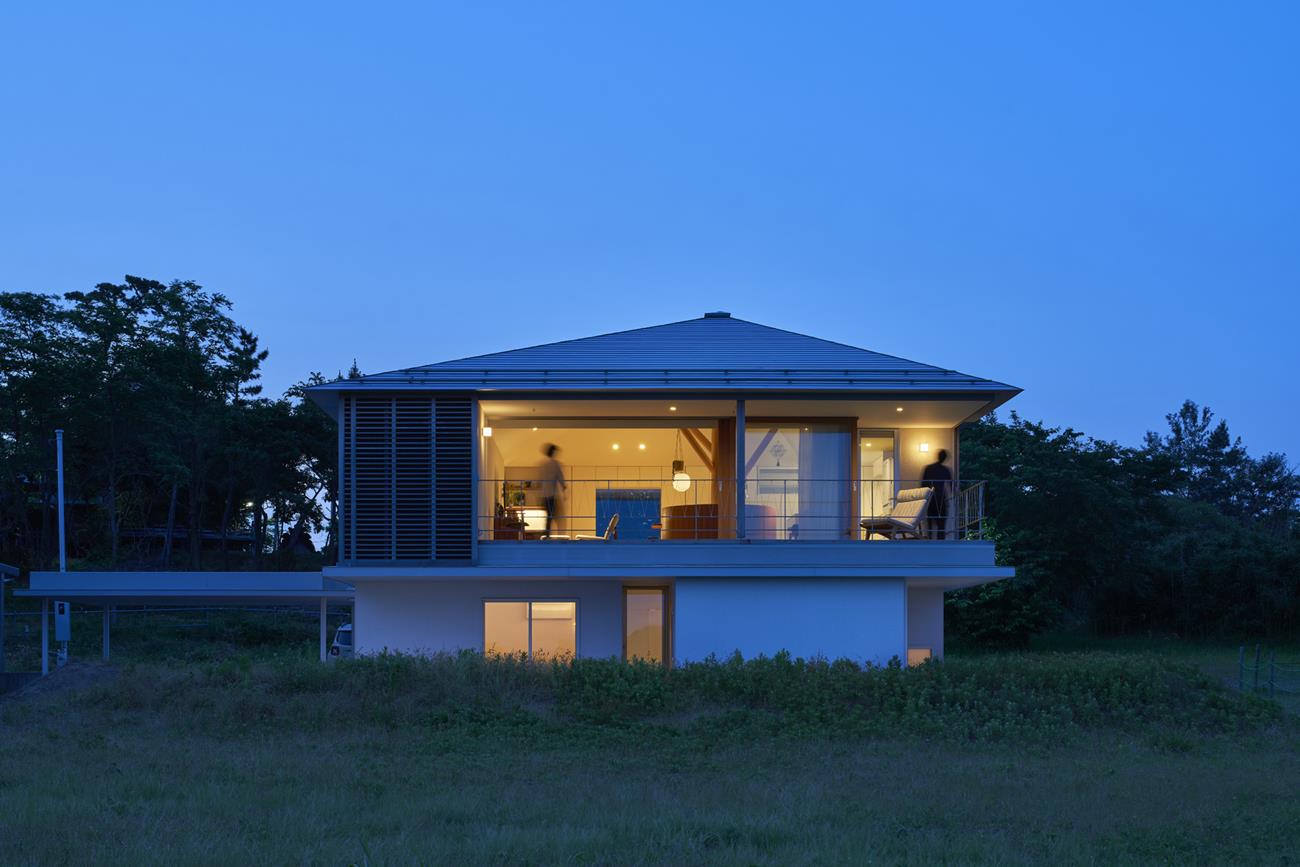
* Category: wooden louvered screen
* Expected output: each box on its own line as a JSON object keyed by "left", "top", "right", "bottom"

{"left": 340, "top": 394, "right": 473, "bottom": 562}
{"left": 433, "top": 398, "right": 474, "bottom": 559}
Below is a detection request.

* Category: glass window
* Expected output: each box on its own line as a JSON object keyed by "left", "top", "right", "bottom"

{"left": 484, "top": 601, "right": 576, "bottom": 659}
{"left": 859, "top": 430, "right": 896, "bottom": 520}
{"left": 625, "top": 588, "right": 666, "bottom": 663}
{"left": 745, "top": 424, "right": 851, "bottom": 540}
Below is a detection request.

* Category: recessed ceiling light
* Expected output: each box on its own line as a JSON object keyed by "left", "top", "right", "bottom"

{"left": 638, "top": 443, "right": 646, "bottom": 450}
{"left": 896, "top": 407, "right": 904, "bottom": 412}
{"left": 532, "top": 426, "right": 538, "bottom": 431}
{"left": 864, "top": 442, "right": 871, "bottom": 447}
{"left": 669, "top": 405, "right": 678, "bottom": 412}
{"left": 612, "top": 443, "right": 620, "bottom": 450}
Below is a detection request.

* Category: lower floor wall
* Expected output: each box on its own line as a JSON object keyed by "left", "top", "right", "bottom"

{"left": 353, "top": 576, "right": 946, "bottom": 665}
{"left": 675, "top": 577, "right": 906, "bottom": 665}
{"left": 355, "top": 580, "right": 624, "bottom": 658}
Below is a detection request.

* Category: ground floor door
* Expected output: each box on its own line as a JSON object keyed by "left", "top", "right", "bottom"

{"left": 624, "top": 586, "right": 670, "bottom": 663}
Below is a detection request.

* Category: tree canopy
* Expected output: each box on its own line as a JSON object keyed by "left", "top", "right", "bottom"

{"left": 952, "top": 403, "right": 1300, "bottom": 645}
{"left": 0, "top": 276, "right": 344, "bottom": 571}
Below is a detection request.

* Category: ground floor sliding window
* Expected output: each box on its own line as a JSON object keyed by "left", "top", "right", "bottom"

{"left": 483, "top": 601, "right": 577, "bottom": 660}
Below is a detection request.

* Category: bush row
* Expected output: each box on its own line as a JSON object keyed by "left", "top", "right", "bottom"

{"left": 78, "top": 650, "right": 1286, "bottom": 744}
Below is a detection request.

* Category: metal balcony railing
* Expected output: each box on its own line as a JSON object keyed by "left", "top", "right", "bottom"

{"left": 478, "top": 478, "right": 987, "bottom": 542}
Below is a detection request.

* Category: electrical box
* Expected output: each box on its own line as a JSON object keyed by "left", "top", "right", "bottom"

{"left": 54, "top": 600, "right": 71, "bottom": 642}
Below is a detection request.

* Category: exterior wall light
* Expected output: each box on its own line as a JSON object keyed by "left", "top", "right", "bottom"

{"left": 918, "top": 442, "right": 930, "bottom": 453}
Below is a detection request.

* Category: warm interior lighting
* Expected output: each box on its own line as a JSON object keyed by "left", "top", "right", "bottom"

{"left": 638, "top": 443, "right": 646, "bottom": 450}
{"left": 612, "top": 443, "right": 620, "bottom": 450}
{"left": 671, "top": 433, "right": 691, "bottom": 492}
{"left": 895, "top": 407, "right": 904, "bottom": 413}
{"left": 918, "top": 442, "right": 930, "bottom": 453}
{"left": 530, "top": 601, "right": 576, "bottom": 620}
{"left": 482, "top": 426, "right": 493, "bottom": 437}
{"left": 532, "top": 426, "right": 538, "bottom": 431}
{"left": 669, "top": 405, "right": 678, "bottom": 412}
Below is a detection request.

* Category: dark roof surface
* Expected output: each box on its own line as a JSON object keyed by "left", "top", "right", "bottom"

{"left": 311, "top": 313, "right": 1020, "bottom": 394}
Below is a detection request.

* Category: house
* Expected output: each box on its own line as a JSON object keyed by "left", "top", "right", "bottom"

{"left": 306, "top": 313, "right": 1019, "bottom": 665}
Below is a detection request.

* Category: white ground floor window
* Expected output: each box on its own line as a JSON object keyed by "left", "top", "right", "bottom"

{"left": 483, "top": 600, "right": 577, "bottom": 659}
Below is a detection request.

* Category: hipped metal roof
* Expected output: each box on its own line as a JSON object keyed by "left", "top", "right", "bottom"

{"left": 308, "top": 312, "right": 1020, "bottom": 399}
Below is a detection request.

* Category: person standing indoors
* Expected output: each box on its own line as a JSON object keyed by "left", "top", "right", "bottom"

{"left": 538, "top": 443, "right": 566, "bottom": 536}
{"left": 920, "top": 448, "right": 952, "bottom": 540}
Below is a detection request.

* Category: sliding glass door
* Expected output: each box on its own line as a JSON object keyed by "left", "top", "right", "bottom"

{"left": 859, "top": 430, "right": 896, "bottom": 522}
{"left": 744, "top": 423, "right": 852, "bottom": 540}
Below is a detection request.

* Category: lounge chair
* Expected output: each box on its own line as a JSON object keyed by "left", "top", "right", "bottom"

{"left": 543, "top": 513, "right": 619, "bottom": 542}
{"left": 858, "top": 487, "right": 931, "bottom": 540}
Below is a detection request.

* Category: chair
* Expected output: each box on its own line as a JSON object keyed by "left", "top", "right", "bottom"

{"left": 542, "top": 513, "right": 619, "bottom": 542}
{"left": 858, "top": 487, "right": 931, "bottom": 540}
{"left": 576, "top": 513, "right": 619, "bottom": 541}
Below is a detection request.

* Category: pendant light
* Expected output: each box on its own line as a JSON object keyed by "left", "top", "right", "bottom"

{"left": 671, "top": 430, "right": 692, "bottom": 493}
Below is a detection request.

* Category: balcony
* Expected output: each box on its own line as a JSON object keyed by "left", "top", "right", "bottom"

{"left": 479, "top": 477, "right": 987, "bottom": 543}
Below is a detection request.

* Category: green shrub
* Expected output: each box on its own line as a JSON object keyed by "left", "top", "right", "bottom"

{"left": 73, "top": 650, "right": 1286, "bottom": 744}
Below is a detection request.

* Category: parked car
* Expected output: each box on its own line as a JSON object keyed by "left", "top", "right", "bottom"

{"left": 329, "top": 623, "right": 354, "bottom": 658}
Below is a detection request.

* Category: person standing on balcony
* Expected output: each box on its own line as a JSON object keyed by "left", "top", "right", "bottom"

{"left": 538, "top": 443, "right": 566, "bottom": 536}
{"left": 921, "top": 448, "right": 952, "bottom": 540}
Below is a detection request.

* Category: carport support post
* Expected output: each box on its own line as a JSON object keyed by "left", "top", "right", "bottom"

{"left": 319, "top": 597, "right": 327, "bottom": 662}
{"left": 102, "top": 605, "right": 111, "bottom": 661}
{"left": 40, "top": 598, "right": 49, "bottom": 676}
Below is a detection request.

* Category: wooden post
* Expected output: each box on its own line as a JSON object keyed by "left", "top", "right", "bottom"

{"left": 735, "top": 399, "right": 746, "bottom": 540}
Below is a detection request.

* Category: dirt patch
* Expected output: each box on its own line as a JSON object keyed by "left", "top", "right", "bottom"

{"left": 1, "top": 661, "right": 119, "bottom": 702}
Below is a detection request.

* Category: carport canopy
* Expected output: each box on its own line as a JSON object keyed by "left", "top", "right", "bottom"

{"left": 17, "top": 571, "right": 355, "bottom": 674}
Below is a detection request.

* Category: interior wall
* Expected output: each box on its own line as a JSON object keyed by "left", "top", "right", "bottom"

{"left": 895, "top": 428, "right": 956, "bottom": 486}
{"left": 503, "top": 462, "right": 712, "bottom": 535}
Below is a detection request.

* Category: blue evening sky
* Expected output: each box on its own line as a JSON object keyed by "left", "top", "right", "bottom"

{"left": 2, "top": 3, "right": 1297, "bottom": 456}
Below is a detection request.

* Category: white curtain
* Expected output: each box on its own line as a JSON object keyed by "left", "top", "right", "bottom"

{"left": 797, "top": 426, "right": 849, "bottom": 540}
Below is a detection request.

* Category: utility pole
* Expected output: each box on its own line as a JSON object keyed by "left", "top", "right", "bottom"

{"left": 56, "top": 429, "right": 67, "bottom": 573}
{"left": 55, "top": 430, "right": 68, "bottom": 669}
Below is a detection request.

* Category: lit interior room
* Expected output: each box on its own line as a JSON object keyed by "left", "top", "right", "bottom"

{"left": 477, "top": 398, "right": 977, "bottom": 542}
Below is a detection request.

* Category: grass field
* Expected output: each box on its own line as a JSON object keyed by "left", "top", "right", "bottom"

{"left": 3, "top": 614, "right": 1299, "bottom": 866}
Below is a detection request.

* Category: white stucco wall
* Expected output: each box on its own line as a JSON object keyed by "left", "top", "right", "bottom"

{"left": 674, "top": 577, "right": 906, "bottom": 665}
{"left": 906, "top": 585, "right": 945, "bottom": 660}
{"left": 354, "top": 580, "right": 624, "bottom": 658}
